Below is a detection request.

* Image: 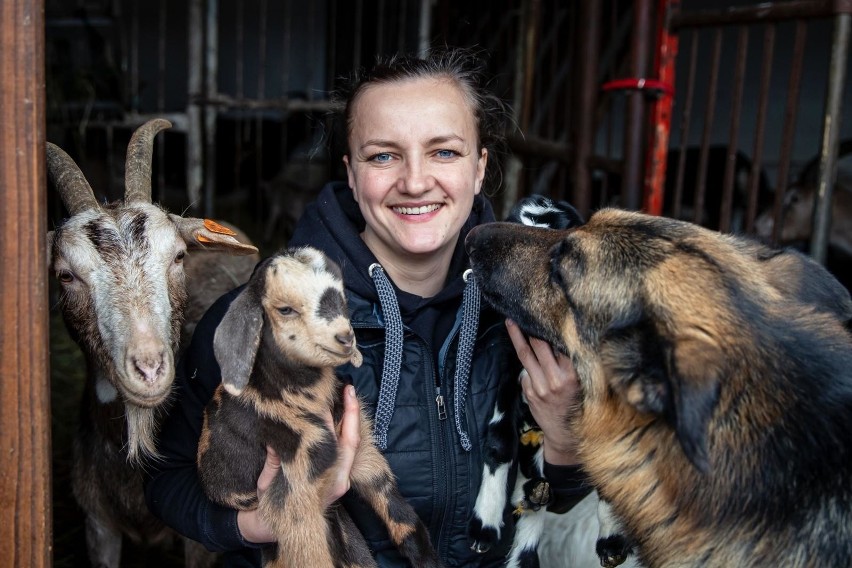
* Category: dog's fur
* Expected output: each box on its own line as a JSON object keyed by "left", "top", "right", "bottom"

{"left": 465, "top": 208, "right": 852, "bottom": 567}
{"left": 197, "top": 247, "right": 443, "bottom": 568}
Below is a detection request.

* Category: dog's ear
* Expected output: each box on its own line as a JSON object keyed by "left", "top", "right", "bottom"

{"left": 602, "top": 328, "right": 672, "bottom": 417}
{"left": 213, "top": 287, "right": 264, "bottom": 396}
{"left": 666, "top": 337, "right": 723, "bottom": 474}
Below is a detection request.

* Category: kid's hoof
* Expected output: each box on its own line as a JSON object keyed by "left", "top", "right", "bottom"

{"left": 522, "top": 477, "right": 552, "bottom": 510}
{"left": 596, "top": 534, "right": 633, "bottom": 567}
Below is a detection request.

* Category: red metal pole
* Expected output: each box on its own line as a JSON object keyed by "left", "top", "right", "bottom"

{"left": 643, "top": 0, "right": 679, "bottom": 215}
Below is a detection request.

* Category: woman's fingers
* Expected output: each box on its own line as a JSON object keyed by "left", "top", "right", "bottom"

{"left": 324, "top": 385, "right": 362, "bottom": 507}
{"left": 257, "top": 445, "right": 281, "bottom": 496}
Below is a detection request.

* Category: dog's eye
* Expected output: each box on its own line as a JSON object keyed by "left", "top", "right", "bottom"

{"left": 278, "top": 306, "right": 295, "bottom": 316}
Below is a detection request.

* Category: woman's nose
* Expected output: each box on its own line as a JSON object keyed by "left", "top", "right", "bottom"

{"left": 399, "top": 159, "right": 433, "bottom": 195}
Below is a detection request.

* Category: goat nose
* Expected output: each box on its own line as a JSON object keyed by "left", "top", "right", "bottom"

{"left": 132, "top": 352, "right": 164, "bottom": 383}
{"left": 336, "top": 331, "right": 354, "bottom": 349}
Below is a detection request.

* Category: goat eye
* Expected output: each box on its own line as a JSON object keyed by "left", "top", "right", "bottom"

{"left": 174, "top": 250, "right": 186, "bottom": 263}
{"left": 57, "top": 270, "right": 74, "bottom": 284}
{"left": 278, "top": 306, "right": 294, "bottom": 316}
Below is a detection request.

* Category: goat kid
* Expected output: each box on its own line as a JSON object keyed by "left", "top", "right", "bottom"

{"left": 48, "top": 118, "right": 258, "bottom": 568}
{"left": 198, "top": 247, "right": 444, "bottom": 568}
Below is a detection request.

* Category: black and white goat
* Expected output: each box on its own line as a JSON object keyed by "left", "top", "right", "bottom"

{"left": 197, "top": 247, "right": 444, "bottom": 568}
{"left": 467, "top": 195, "right": 638, "bottom": 568}
{"left": 47, "top": 118, "right": 259, "bottom": 567}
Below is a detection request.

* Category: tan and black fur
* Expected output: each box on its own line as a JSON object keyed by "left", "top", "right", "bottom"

{"left": 197, "top": 247, "right": 443, "bottom": 568}
{"left": 465, "top": 209, "right": 852, "bottom": 568}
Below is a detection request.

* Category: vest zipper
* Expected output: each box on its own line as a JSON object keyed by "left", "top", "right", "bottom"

{"left": 435, "top": 387, "right": 448, "bottom": 420}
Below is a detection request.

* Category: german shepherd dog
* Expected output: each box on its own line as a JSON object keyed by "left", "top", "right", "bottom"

{"left": 464, "top": 208, "right": 852, "bottom": 567}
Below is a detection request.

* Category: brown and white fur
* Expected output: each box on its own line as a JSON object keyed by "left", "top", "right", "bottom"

{"left": 47, "top": 118, "right": 259, "bottom": 567}
{"left": 466, "top": 209, "right": 852, "bottom": 567}
{"left": 197, "top": 247, "right": 444, "bottom": 568}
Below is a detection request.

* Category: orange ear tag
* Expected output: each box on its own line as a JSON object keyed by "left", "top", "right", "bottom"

{"left": 196, "top": 234, "right": 215, "bottom": 243}
{"left": 203, "top": 219, "right": 237, "bottom": 236}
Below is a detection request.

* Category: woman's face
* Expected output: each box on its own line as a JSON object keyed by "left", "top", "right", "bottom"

{"left": 344, "top": 77, "right": 487, "bottom": 264}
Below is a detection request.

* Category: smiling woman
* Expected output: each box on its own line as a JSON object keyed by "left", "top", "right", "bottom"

{"left": 343, "top": 76, "right": 487, "bottom": 297}
{"left": 144, "top": 47, "right": 587, "bottom": 568}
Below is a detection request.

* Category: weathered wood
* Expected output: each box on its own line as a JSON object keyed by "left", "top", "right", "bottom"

{"left": 0, "top": 1, "right": 51, "bottom": 567}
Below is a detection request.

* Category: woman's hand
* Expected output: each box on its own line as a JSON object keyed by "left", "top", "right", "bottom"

{"left": 237, "top": 384, "right": 362, "bottom": 543}
{"left": 506, "top": 318, "right": 581, "bottom": 466}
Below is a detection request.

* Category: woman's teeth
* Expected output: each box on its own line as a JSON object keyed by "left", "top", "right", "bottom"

{"left": 394, "top": 204, "right": 441, "bottom": 215}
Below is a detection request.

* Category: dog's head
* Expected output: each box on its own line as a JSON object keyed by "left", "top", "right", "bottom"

{"left": 466, "top": 208, "right": 851, "bottom": 472}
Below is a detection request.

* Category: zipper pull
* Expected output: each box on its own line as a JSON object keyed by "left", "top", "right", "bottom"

{"left": 435, "top": 389, "right": 448, "bottom": 421}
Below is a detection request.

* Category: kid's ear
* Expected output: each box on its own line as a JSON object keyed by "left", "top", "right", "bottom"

{"left": 213, "top": 288, "right": 264, "bottom": 395}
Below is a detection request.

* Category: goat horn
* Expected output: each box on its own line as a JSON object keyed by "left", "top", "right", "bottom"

{"left": 124, "top": 118, "right": 172, "bottom": 204}
{"left": 46, "top": 142, "right": 100, "bottom": 216}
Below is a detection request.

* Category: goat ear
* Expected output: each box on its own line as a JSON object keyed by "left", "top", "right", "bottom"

{"left": 170, "top": 215, "right": 259, "bottom": 256}
{"left": 665, "top": 336, "right": 722, "bottom": 474}
{"left": 213, "top": 288, "right": 264, "bottom": 395}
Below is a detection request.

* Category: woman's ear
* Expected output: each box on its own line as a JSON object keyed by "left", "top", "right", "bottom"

{"left": 343, "top": 154, "right": 358, "bottom": 202}
{"left": 475, "top": 148, "right": 488, "bottom": 195}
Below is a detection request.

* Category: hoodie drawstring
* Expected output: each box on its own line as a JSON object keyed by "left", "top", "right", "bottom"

{"left": 369, "top": 263, "right": 404, "bottom": 451}
{"left": 368, "top": 263, "right": 481, "bottom": 452}
{"left": 454, "top": 269, "right": 480, "bottom": 451}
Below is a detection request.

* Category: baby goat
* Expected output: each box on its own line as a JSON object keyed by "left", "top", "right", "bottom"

{"left": 47, "top": 118, "right": 258, "bottom": 568}
{"left": 198, "top": 247, "right": 444, "bottom": 568}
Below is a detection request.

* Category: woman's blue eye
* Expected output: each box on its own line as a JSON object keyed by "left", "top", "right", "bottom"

{"left": 371, "top": 153, "right": 393, "bottom": 163}
{"left": 436, "top": 149, "right": 457, "bottom": 159}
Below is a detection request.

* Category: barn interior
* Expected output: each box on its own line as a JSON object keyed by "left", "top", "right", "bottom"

{"left": 31, "top": 0, "right": 852, "bottom": 565}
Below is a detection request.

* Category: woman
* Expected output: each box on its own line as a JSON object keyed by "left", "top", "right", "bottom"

{"left": 145, "top": 48, "right": 587, "bottom": 567}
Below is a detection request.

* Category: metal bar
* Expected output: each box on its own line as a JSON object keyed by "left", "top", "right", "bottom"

{"left": 670, "top": 0, "right": 852, "bottom": 30}
{"left": 0, "top": 0, "right": 51, "bottom": 565}
{"left": 571, "top": 0, "right": 602, "bottom": 217}
{"left": 772, "top": 20, "right": 807, "bottom": 242}
{"left": 694, "top": 28, "right": 722, "bottom": 225}
{"left": 354, "top": 0, "right": 363, "bottom": 66}
{"left": 193, "top": 94, "right": 340, "bottom": 112}
{"left": 673, "top": 32, "right": 698, "bottom": 219}
{"left": 377, "top": 0, "right": 385, "bottom": 54}
{"left": 187, "top": 0, "right": 204, "bottom": 212}
{"left": 500, "top": 0, "right": 539, "bottom": 217}
{"left": 157, "top": 0, "right": 167, "bottom": 202}
{"left": 643, "top": 0, "right": 679, "bottom": 216}
{"left": 745, "top": 24, "right": 775, "bottom": 234}
{"left": 234, "top": 0, "right": 244, "bottom": 196}
{"left": 810, "top": 12, "right": 850, "bottom": 263}
{"left": 621, "top": 0, "right": 653, "bottom": 210}
{"left": 254, "top": 0, "right": 268, "bottom": 221}
{"left": 131, "top": 0, "right": 139, "bottom": 113}
{"left": 204, "top": 0, "right": 219, "bottom": 218}
{"left": 418, "top": 0, "right": 431, "bottom": 57}
{"left": 719, "top": 25, "right": 748, "bottom": 233}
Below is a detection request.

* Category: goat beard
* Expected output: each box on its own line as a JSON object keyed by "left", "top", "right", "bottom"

{"left": 125, "top": 400, "right": 170, "bottom": 464}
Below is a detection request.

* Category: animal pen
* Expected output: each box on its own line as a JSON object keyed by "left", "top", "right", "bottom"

{"left": 1, "top": 0, "right": 849, "bottom": 566}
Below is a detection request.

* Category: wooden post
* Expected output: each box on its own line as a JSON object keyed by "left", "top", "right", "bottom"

{"left": 0, "top": 0, "right": 52, "bottom": 567}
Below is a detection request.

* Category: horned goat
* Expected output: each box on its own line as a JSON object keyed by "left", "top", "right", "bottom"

{"left": 197, "top": 246, "right": 444, "bottom": 568}
{"left": 47, "top": 118, "right": 259, "bottom": 567}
